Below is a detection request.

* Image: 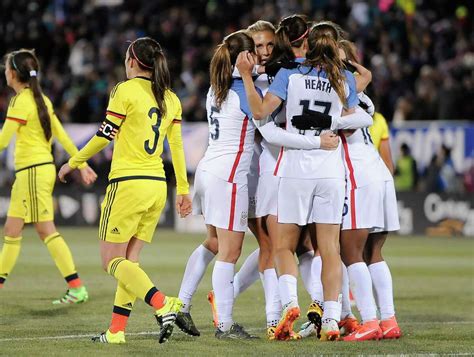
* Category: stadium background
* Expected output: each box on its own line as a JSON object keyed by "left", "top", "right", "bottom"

{"left": 0, "top": 0, "right": 473, "bottom": 355}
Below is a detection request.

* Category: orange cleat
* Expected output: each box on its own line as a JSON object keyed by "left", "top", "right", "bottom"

{"left": 274, "top": 302, "right": 301, "bottom": 341}
{"left": 380, "top": 316, "right": 402, "bottom": 339}
{"left": 343, "top": 320, "right": 382, "bottom": 342}
{"left": 339, "top": 316, "right": 360, "bottom": 336}
{"left": 320, "top": 319, "right": 340, "bottom": 341}
{"left": 207, "top": 290, "right": 218, "bottom": 328}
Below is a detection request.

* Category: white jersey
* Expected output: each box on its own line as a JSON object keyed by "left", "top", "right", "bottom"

{"left": 268, "top": 59, "right": 359, "bottom": 179}
{"left": 341, "top": 94, "right": 392, "bottom": 188}
{"left": 199, "top": 79, "right": 257, "bottom": 184}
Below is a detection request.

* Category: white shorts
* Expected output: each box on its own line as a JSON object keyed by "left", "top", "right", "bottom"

{"left": 192, "top": 168, "right": 248, "bottom": 232}
{"left": 256, "top": 172, "right": 279, "bottom": 218}
{"left": 277, "top": 177, "right": 345, "bottom": 225}
{"left": 247, "top": 169, "right": 259, "bottom": 220}
{"left": 342, "top": 179, "right": 400, "bottom": 232}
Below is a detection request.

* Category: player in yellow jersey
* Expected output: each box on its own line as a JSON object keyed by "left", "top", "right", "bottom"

{"left": 58, "top": 37, "right": 192, "bottom": 344}
{"left": 369, "top": 112, "right": 394, "bottom": 174}
{"left": 0, "top": 49, "right": 97, "bottom": 304}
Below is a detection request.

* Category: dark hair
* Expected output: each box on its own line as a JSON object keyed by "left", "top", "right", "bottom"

{"left": 305, "top": 24, "right": 347, "bottom": 106}
{"left": 313, "top": 21, "right": 347, "bottom": 41}
{"left": 7, "top": 49, "right": 51, "bottom": 140}
{"left": 128, "top": 37, "right": 170, "bottom": 116}
{"left": 210, "top": 30, "right": 255, "bottom": 109}
{"left": 266, "top": 14, "right": 308, "bottom": 66}
{"left": 338, "top": 39, "right": 359, "bottom": 63}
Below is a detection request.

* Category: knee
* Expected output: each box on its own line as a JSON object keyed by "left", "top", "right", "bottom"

{"left": 4, "top": 226, "right": 22, "bottom": 238}
{"left": 203, "top": 237, "right": 218, "bottom": 255}
{"left": 218, "top": 247, "right": 242, "bottom": 264}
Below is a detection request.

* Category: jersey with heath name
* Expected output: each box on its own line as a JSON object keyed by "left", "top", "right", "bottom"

{"left": 268, "top": 59, "right": 358, "bottom": 179}
{"left": 199, "top": 79, "right": 258, "bottom": 184}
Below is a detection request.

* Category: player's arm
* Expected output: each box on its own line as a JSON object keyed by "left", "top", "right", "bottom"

{"left": 378, "top": 116, "right": 394, "bottom": 174}
{"left": 236, "top": 51, "right": 282, "bottom": 119}
{"left": 256, "top": 119, "right": 338, "bottom": 150}
{"left": 0, "top": 118, "right": 21, "bottom": 152}
{"left": 166, "top": 97, "right": 191, "bottom": 218}
{"left": 291, "top": 106, "right": 372, "bottom": 131}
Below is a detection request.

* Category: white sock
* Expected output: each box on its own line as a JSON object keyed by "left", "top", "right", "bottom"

{"left": 278, "top": 274, "right": 298, "bottom": 308}
{"left": 369, "top": 261, "right": 395, "bottom": 320}
{"left": 262, "top": 269, "right": 281, "bottom": 327}
{"left": 310, "top": 256, "right": 324, "bottom": 304}
{"left": 297, "top": 250, "right": 313, "bottom": 297}
{"left": 233, "top": 248, "right": 260, "bottom": 298}
{"left": 322, "top": 300, "right": 341, "bottom": 322}
{"left": 348, "top": 262, "right": 377, "bottom": 322}
{"left": 212, "top": 261, "right": 235, "bottom": 331}
{"left": 178, "top": 244, "right": 215, "bottom": 312}
{"left": 341, "top": 263, "right": 353, "bottom": 319}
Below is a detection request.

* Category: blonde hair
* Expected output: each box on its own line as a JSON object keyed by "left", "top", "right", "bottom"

{"left": 338, "top": 39, "right": 359, "bottom": 63}
{"left": 247, "top": 20, "right": 275, "bottom": 34}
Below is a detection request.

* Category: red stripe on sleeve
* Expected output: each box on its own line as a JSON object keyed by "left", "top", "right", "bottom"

{"left": 172, "top": 119, "right": 181, "bottom": 124}
{"left": 106, "top": 110, "right": 126, "bottom": 120}
{"left": 6, "top": 117, "right": 27, "bottom": 125}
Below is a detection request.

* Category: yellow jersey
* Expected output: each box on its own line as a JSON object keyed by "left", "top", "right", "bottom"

{"left": 0, "top": 88, "right": 83, "bottom": 171}
{"left": 69, "top": 76, "right": 189, "bottom": 195}
{"left": 369, "top": 112, "right": 390, "bottom": 150}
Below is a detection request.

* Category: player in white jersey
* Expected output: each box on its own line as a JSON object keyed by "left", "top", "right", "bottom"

{"left": 337, "top": 40, "right": 401, "bottom": 341}
{"left": 237, "top": 23, "right": 370, "bottom": 341}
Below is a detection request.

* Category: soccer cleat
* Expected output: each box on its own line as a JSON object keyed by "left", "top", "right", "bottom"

{"left": 267, "top": 326, "right": 276, "bottom": 340}
{"left": 380, "top": 316, "right": 402, "bottom": 339}
{"left": 298, "top": 321, "right": 316, "bottom": 338}
{"left": 215, "top": 323, "right": 259, "bottom": 340}
{"left": 343, "top": 319, "right": 382, "bottom": 341}
{"left": 207, "top": 290, "right": 218, "bottom": 328}
{"left": 175, "top": 311, "right": 200, "bottom": 336}
{"left": 155, "top": 297, "right": 183, "bottom": 344}
{"left": 339, "top": 316, "right": 360, "bottom": 336}
{"left": 274, "top": 302, "right": 301, "bottom": 341}
{"left": 320, "top": 319, "right": 340, "bottom": 341}
{"left": 307, "top": 301, "right": 323, "bottom": 338}
{"left": 91, "top": 329, "right": 125, "bottom": 344}
{"left": 52, "top": 286, "right": 89, "bottom": 304}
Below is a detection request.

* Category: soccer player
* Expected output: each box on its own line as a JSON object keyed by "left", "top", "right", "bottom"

{"left": 238, "top": 20, "right": 376, "bottom": 340}
{"left": 0, "top": 49, "right": 96, "bottom": 304}
{"left": 58, "top": 37, "right": 191, "bottom": 344}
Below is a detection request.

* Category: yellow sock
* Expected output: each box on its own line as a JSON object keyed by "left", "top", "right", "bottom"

{"left": 110, "top": 264, "right": 138, "bottom": 333}
{"left": 44, "top": 233, "right": 82, "bottom": 288}
{"left": 0, "top": 236, "right": 22, "bottom": 286}
{"left": 108, "top": 258, "right": 164, "bottom": 308}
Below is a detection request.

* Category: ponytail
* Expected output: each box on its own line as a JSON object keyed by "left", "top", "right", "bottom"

{"left": 210, "top": 43, "right": 232, "bottom": 109}
{"left": 151, "top": 50, "right": 170, "bottom": 117}
{"left": 8, "top": 50, "right": 51, "bottom": 140}
{"left": 305, "top": 29, "right": 347, "bottom": 106}
{"left": 210, "top": 30, "right": 255, "bottom": 109}
{"left": 128, "top": 37, "right": 170, "bottom": 117}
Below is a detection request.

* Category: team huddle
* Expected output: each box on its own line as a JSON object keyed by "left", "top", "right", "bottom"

{"left": 0, "top": 13, "right": 401, "bottom": 344}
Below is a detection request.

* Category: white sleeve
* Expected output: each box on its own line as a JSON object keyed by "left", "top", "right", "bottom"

{"left": 358, "top": 92, "right": 375, "bottom": 116}
{"left": 330, "top": 106, "right": 373, "bottom": 130}
{"left": 257, "top": 121, "right": 321, "bottom": 149}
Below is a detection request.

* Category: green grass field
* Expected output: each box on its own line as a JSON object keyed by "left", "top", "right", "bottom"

{"left": 0, "top": 228, "right": 473, "bottom": 356}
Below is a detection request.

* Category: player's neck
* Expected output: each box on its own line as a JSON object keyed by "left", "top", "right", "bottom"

{"left": 11, "top": 81, "right": 28, "bottom": 94}
{"left": 130, "top": 69, "right": 152, "bottom": 80}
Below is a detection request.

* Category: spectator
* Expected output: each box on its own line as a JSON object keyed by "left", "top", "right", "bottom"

{"left": 395, "top": 143, "right": 418, "bottom": 191}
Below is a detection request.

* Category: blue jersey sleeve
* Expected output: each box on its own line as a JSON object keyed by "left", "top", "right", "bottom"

{"left": 233, "top": 80, "right": 262, "bottom": 118}
{"left": 344, "top": 70, "right": 358, "bottom": 109}
{"left": 268, "top": 68, "right": 289, "bottom": 101}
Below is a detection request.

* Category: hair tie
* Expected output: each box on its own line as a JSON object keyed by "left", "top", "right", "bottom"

{"left": 29, "top": 70, "right": 37, "bottom": 77}
{"left": 130, "top": 41, "right": 153, "bottom": 69}
{"left": 291, "top": 28, "right": 309, "bottom": 44}
{"left": 11, "top": 54, "right": 19, "bottom": 71}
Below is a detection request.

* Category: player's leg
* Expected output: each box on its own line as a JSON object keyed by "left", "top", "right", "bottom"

{"left": 273, "top": 222, "right": 301, "bottom": 341}
{"left": 35, "top": 220, "right": 88, "bottom": 304}
{"left": 213, "top": 226, "right": 256, "bottom": 339}
{"left": 0, "top": 217, "right": 24, "bottom": 288}
{"left": 295, "top": 229, "right": 315, "bottom": 299}
{"left": 366, "top": 232, "right": 401, "bottom": 339}
{"left": 339, "top": 260, "right": 359, "bottom": 336}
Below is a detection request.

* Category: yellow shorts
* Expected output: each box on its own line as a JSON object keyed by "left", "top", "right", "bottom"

{"left": 8, "top": 163, "right": 55, "bottom": 223}
{"left": 99, "top": 177, "right": 167, "bottom": 243}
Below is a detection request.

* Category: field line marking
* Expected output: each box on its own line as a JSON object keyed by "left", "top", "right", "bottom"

{"left": 1, "top": 322, "right": 473, "bottom": 342}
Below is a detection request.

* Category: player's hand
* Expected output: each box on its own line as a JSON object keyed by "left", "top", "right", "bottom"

{"left": 320, "top": 132, "right": 339, "bottom": 150}
{"left": 291, "top": 108, "right": 333, "bottom": 130}
{"left": 236, "top": 51, "right": 255, "bottom": 76}
{"left": 58, "top": 163, "right": 75, "bottom": 183}
{"left": 79, "top": 166, "right": 98, "bottom": 186}
{"left": 176, "top": 194, "right": 192, "bottom": 218}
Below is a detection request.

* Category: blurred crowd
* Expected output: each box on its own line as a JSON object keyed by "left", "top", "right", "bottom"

{"left": 0, "top": 0, "right": 472, "bottom": 124}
